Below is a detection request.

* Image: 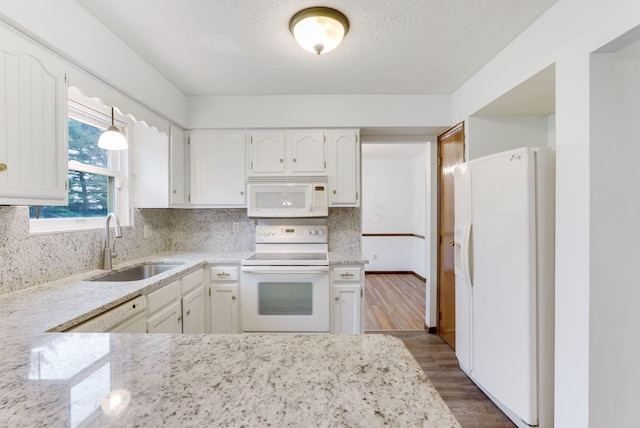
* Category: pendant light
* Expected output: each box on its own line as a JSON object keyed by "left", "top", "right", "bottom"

{"left": 289, "top": 7, "right": 349, "bottom": 55}
{"left": 98, "top": 107, "right": 128, "bottom": 150}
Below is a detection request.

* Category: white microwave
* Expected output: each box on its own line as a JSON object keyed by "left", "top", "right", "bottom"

{"left": 247, "top": 179, "right": 328, "bottom": 217}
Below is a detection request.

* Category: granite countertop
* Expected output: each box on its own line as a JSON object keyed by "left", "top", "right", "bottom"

{"left": 0, "top": 251, "right": 459, "bottom": 427}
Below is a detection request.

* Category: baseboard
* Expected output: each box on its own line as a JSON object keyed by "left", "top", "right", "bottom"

{"left": 365, "top": 271, "right": 426, "bottom": 282}
{"left": 424, "top": 323, "right": 437, "bottom": 334}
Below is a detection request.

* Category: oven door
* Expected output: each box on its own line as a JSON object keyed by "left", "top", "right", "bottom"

{"left": 241, "top": 266, "right": 329, "bottom": 332}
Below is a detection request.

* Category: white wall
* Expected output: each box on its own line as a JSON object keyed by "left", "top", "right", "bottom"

{"left": 451, "top": 0, "right": 640, "bottom": 425}
{"left": 187, "top": 95, "right": 451, "bottom": 129}
{"left": 467, "top": 116, "right": 552, "bottom": 160}
{"left": 589, "top": 41, "right": 640, "bottom": 427}
{"left": 361, "top": 144, "right": 427, "bottom": 278}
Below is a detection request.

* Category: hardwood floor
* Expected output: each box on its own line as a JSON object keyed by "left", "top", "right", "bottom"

{"left": 364, "top": 273, "right": 425, "bottom": 330}
{"left": 374, "top": 331, "right": 516, "bottom": 428}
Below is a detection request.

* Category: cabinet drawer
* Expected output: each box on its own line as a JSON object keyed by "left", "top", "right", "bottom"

{"left": 210, "top": 266, "right": 238, "bottom": 282}
{"left": 147, "top": 280, "right": 180, "bottom": 314}
{"left": 332, "top": 267, "right": 361, "bottom": 282}
{"left": 181, "top": 269, "right": 203, "bottom": 294}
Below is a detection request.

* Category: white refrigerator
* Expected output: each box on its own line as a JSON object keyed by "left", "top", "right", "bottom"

{"left": 453, "top": 147, "right": 555, "bottom": 428}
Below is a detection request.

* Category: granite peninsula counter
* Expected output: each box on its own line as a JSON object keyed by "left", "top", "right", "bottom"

{"left": 0, "top": 252, "right": 460, "bottom": 427}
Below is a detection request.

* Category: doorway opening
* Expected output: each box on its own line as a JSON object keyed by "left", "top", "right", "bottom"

{"left": 361, "top": 142, "right": 430, "bottom": 331}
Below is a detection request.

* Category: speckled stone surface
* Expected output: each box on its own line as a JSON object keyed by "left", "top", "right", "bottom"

{"left": 0, "top": 207, "right": 361, "bottom": 295}
{"left": 0, "top": 252, "right": 460, "bottom": 427}
{"left": 329, "top": 251, "right": 369, "bottom": 265}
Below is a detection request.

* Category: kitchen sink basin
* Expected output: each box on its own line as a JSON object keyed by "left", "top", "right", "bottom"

{"left": 89, "top": 262, "right": 184, "bottom": 282}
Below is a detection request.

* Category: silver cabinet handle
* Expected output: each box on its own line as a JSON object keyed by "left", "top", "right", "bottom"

{"left": 335, "top": 296, "right": 339, "bottom": 301}
{"left": 232, "top": 295, "right": 237, "bottom": 300}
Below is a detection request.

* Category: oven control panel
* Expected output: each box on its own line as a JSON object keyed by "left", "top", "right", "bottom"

{"left": 255, "top": 225, "right": 328, "bottom": 244}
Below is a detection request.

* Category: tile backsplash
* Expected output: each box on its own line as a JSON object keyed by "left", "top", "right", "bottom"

{"left": 0, "top": 206, "right": 361, "bottom": 295}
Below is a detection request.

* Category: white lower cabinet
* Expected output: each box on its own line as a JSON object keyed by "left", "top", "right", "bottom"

{"left": 147, "top": 298, "right": 182, "bottom": 333}
{"left": 146, "top": 268, "right": 205, "bottom": 334}
{"left": 181, "top": 270, "right": 206, "bottom": 334}
{"left": 208, "top": 265, "right": 241, "bottom": 333}
{"left": 331, "top": 266, "right": 365, "bottom": 334}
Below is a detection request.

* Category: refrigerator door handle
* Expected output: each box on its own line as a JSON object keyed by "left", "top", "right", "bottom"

{"left": 464, "top": 223, "right": 473, "bottom": 287}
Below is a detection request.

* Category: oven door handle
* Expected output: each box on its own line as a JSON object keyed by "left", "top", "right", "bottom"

{"left": 241, "top": 266, "right": 329, "bottom": 274}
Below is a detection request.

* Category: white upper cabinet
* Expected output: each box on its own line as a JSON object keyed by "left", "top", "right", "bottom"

{"left": 249, "top": 130, "right": 286, "bottom": 175}
{"left": 169, "top": 126, "right": 186, "bottom": 206}
{"left": 133, "top": 124, "right": 186, "bottom": 208}
{"left": 190, "top": 131, "right": 247, "bottom": 207}
{"left": 0, "top": 25, "right": 68, "bottom": 206}
{"left": 328, "top": 129, "right": 360, "bottom": 206}
{"left": 288, "top": 130, "right": 327, "bottom": 175}
{"left": 249, "top": 130, "right": 327, "bottom": 177}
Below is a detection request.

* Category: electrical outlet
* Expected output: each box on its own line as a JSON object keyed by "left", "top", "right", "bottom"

{"left": 232, "top": 222, "right": 240, "bottom": 233}
{"left": 347, "top": 221, "right": 355, "bottom": 231}
{"left": 144, "top": 224, "right": 153, "bottom": 238}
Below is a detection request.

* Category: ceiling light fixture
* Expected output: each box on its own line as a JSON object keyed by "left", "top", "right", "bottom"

{"left": 289, "top": 7, "right": 349, "bottom": 55}
{"left": 98, "top": 107, "right": 128, "bottom": 150}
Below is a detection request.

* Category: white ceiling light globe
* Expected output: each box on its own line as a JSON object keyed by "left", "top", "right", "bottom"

{"left": 290, "top": 7, "right": 349, "bottom": 55}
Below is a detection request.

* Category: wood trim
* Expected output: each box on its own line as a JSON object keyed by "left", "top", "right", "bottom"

{"left": 365, "top": 271, "right": 426, "bottom": 282}
{"left": 437, "top": 121, "right": 464, "bottom": 141}
{"left": 362, "top": 233, "right": 425, "bottom": 239}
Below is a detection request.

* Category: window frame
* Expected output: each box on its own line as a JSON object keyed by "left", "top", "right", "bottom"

{"left": 29, "top": 90, "right": 132, "bottom": 235}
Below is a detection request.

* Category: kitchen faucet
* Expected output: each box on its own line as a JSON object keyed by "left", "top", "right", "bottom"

{"left": 102, "top": 212, "right": 122, "bottom": 270}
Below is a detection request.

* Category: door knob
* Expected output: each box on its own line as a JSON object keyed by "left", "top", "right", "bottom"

{"left": 0, "top": 163, "right": 6, "bottom": 172}
{"left": 449, "top": 240, "right": 455, "bottom": 247}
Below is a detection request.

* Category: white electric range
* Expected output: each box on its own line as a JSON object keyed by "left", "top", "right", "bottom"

{"left": 241, "top": 219, "right": 330, "bottom": 332}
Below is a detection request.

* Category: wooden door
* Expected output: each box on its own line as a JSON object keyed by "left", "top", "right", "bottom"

{"left": 437, "top": 122, "right": 465, "bottom": 349}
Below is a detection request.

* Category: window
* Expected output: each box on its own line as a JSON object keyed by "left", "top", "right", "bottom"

{"left": 29, "top": 91, "right": 130, "bottom": 233}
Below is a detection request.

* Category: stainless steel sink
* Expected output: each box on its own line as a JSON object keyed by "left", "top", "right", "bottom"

{"left": 89, "top": 263, "right": 184, "bottom": 282}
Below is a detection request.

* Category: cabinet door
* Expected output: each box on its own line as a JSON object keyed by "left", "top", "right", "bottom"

{"left": 182, "top": 285, "right": 206, "bottom": 334}
{"left": 0, "top": 26, "right": 68, "bottom": 205}
{"left": 169, "top": 126, "right": 185, "bottom": 206}
{"left": 288, "top": 130, "right": 327, "bottom": 175}
{"left": 210, "top": 284, "right": 240, "bottom": 333}
{"left": 147, "top": 301, "right": 182, "bottom": 333}
{"left": 332, "top": 284, "right": 362, "bottom": 334}
{"left": 249, "top": 130, "right": 286, "bottom": 175}
{"left": 190, "top": 131, "right": 247, "bottom": 206}
{"left": 133, "top": 123, "right": 169, "bottom": 208}
{"left": 328, "top": 129, "right": 360, "bottom": 206}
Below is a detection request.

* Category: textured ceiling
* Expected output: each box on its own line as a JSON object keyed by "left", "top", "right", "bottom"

{"left": 75, "top": 0, "right": 559, "bottom": 97}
